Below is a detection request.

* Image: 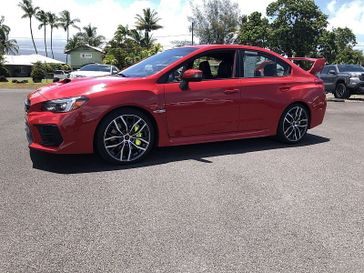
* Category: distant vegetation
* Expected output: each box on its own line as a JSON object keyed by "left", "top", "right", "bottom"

{"left": 190, "top": 0, "right": 364, "bottom": 64}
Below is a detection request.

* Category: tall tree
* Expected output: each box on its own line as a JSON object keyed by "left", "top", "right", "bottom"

{"left": 18, "top": 0, "right": 39, "bottom": 54}
{"left": 47, "top": 12, "right": 59, "bottom": 59}
{"left": 104, "top": 24, "right": 162, "bottom": 69}
{"left": 188, "top": 0, "right": 240, "bottom": 44}
{"left": 267, "top": 0, "right": 328, "bottom": 57}
{"left": 80, "top": 24, "right": 105, "bottom": 47}
{"left": 36, "top": 10, "right": 48, "bottom": 57}
{"left": 0, "top": 16, "right": 19, "bottom": 55}
{"left": 59, "top": 10, "right": 80, "bottom": 62}
{"left": 318, "top": 27, "right": 361, "bottom": 64}
{"left": 65, "top": 33, "right": 83, "bottom": 51}
{"left": 135, "top": 8, "right": 162, "bottom": 48}
{"left": 238, "top": 12, "right": 270, "bottom": 48}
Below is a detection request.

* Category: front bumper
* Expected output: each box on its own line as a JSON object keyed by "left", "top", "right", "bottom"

{"left": 348, "top": 79, "right": 364, "bottom": 93}
{"left": 25, "top": 109, "right": 97, "bottom": 154}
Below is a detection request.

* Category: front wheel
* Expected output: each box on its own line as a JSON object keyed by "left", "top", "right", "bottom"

{"left": 277, "top": 104, "right": 309, "bottom": 144}
{"left": 95, "top": 108, "right": 155, "bottom": 164}
{"left": 334, "top": 83, "right": 351, "bottom": 99}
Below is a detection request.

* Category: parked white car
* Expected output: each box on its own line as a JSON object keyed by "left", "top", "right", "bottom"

{"left": 69, "top": 64, "right": 119, "bottom": 78}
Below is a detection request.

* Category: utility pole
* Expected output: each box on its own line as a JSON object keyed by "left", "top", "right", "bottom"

{"left": 191, "top": 22, "right": 194, "bottom": 45}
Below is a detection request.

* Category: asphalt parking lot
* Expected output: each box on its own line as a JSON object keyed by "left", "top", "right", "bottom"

{"left": 1, "top": 89, "right": 363, "bottom": 273}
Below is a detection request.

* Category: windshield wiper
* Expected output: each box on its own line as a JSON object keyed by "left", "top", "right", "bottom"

{"left": 118, "top": 73, "right": 128, "bottom": 77}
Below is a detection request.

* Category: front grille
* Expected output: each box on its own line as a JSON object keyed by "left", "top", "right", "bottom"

{"left": 36, "top": 125, "right": 63, "bottom": 147}
{"left": 359, "top": 74, "right": 364, "bottom": 81}
{"left": 24, "top": 99, "right": 30, "bottom": 113}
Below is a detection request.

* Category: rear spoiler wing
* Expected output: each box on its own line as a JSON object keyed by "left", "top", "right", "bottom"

{"left": 287, "top": 57, "right": 326, "bottom": 75}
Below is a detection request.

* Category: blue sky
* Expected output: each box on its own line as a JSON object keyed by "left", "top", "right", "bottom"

{"left": 2, "top": 0, "right": 364, "bottom": 50}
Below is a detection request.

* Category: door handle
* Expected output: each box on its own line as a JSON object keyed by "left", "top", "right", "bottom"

{"left": 224, "top": 89, "right": 239, "bottom": 94}
{"left": 279, "top": 86, "right": 291, "bottom": 92}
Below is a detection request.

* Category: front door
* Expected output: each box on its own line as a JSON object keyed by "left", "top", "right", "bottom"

{"left": 161, "top": 49, "right": 241, "bottom": 138}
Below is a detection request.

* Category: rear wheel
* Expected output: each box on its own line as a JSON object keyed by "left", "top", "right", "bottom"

{"left": 96, "top": 108, "right": 155, "bottom": 164}
{"left": 334, "top": 82, "right": 351, "bottom": 99}
{"left": 277, "top": 104, "right": 309, "bottom": 144}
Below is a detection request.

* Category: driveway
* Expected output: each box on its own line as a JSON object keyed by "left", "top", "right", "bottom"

{"left": 1, "top": 89, "right": 363, "bottom": 273}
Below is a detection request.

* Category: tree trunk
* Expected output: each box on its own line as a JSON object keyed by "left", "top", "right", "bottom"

{"left": 50, "top": 27, "right": 54, "bottom": 59}
{"left": 44, "top": 24, "right": 48, "bottom": 57}
{"left": 65, "top": 28, "right": 69, "bottom": 64}
{"left": 29, "top": 18, "right": 38, "bottom": 54}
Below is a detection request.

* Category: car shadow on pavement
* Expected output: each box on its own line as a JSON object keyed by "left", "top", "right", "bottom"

{"left": 30, "top": 134, "right": 330, "bottom": 174}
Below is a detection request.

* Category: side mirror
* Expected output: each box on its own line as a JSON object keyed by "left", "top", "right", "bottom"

{"left": 179, "top": 69, "right": 203, "bottom": 90}
{"left": 328, "top": 69, "right": 337, "bottom": 75}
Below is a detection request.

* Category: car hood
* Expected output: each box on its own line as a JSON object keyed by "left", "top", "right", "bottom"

{"left": 340, "top": 72, "right": 364, "bottom": 77}
{"left": 30, "top": 76, "right": 142, "bottom": 101}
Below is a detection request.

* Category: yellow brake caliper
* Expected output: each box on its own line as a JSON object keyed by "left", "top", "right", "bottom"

{"left": 134, "top": 125, "right": 142, "bottom": 146}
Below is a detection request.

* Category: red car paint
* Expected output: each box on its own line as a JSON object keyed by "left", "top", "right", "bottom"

{"left": 25, "top": 45, "right": 326, "bottom": 154}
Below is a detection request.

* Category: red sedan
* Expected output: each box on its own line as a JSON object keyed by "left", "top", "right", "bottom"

{"left": 25, "top": 45, "right": 327, "bottom": 164}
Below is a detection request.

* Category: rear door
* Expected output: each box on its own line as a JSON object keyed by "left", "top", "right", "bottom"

{"left": 238, "top": 50, "right": 294, "bottom": 132}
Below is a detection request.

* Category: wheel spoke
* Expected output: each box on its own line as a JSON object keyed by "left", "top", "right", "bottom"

{"left": 127, "top": 142, "right": 132, "bottom": 161}
{"left": 131, "top": 124, "right": 147, "bottom": 136}
{"left": 130, "top": 142, "right": 146, "bottom": 151}
{"left": 120, "top": 142, "right": 126, "bottom": 161}
{"left": 113, "top": 120, "right": 123, "bottom": 135}
{"left": 137, "top": 138, "right": 149, "bottom": 145}
{"left": 286, "top": 113, "right": 294, "bottom": 122}
{"left": 106, "top": 142, "right": 123, "bottom": 149}
{"left": 284, "top": 125, "right": 293, "bottom": 135}
{"left": 105, "top": 136, "right": 123, "bottom": 141}
{"left": 120, "top": 116, "right": 128, "bottom": 133}
{"left": 130, "top": 118, "right": 142, "bottom": 133}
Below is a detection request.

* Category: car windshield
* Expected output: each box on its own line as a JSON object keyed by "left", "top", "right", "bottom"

{"left": 120, "top": 47, "right": 198, "bottom": 78}
{"left": 338, "top": 65, "right": 364, "bottom": 72}
{"left": 80, "top": 64, "right": 111, "bottom": 72}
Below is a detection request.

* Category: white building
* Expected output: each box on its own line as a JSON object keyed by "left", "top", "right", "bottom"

{"left": 4, "top": 54, "right": 65, "bottom": 77}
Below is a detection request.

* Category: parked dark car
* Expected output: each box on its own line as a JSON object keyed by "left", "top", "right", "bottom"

{"left": 319, "top": 64, "right": 364, "bottom": 99}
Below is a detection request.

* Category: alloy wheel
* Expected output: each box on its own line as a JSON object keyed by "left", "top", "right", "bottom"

{"left": 282, "top": 106, "right": 308, "bottom": 142}
{"left": 103, "top": 114, "right": 151, "bottom": 162}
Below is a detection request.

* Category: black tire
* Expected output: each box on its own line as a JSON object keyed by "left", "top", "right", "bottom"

{"left": 277, "top": 104, "right": 309, "bottom": 144}
{"left": 334, "top": 82, "right": 351, "bottom": 99}
{"left": 95, "top": 108, "right": 155, "bottom": 164}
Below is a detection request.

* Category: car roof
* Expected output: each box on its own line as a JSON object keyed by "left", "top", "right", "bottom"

{"left": 189, "top": 44, "right": 276, "bottom": 52}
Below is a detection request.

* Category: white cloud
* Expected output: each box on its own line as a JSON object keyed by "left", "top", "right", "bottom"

{"left": 2, "top": 0, "right": 274, "bottom": 48}
{"left": 327, "top": 0, "right": 364, "bottom": 35}
{"left": 327, "top": 0, "right": 337, "bottom": 14}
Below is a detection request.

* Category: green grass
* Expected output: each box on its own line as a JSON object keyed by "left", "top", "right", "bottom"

{"left": 0, "top": 78, "right": 53, "bottom": 90}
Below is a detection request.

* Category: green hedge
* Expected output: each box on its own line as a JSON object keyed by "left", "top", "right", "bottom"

{"left": 30, "top": 62, "right": 72, "bottom": 82}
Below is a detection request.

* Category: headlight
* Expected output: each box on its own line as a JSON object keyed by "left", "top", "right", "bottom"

{"left": 42, "top": 96, "right": 88, "bottom": 113}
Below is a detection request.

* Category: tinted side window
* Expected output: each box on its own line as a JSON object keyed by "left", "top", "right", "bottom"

{"left": 321, "top": 66, "right": 329, "bottom": 75}
{"left": 166, "top": 50, "right": 236, "bottom": 83}
{"left": 241, "top": 50, "right": 291, "bottom": 78}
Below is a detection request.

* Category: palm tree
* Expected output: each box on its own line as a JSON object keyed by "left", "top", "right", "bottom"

{"left": 65, "top": 34, "right": 83, "bottom": 51}
{"left": 47, "top": 12, "right": 59, "bottom": 59}
{"left": 135, "top": 8, "right": 162, "bottom": 48}
{"left": 18, "top": 0, "right": 39, "bottom": 54}
{"left": 81, "top": 24, "right": 105, "bottom": 47}
{"left": 59, "top": 10, "right": 80, "bottom": 63}
{"left": 0, "top": 16, "right": 19, "bottom": 54}
{"left": 36, "top": 10, "right": 48, "bottom": 57}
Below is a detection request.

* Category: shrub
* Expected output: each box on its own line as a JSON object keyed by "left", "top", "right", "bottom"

{"left": 31, "top": 62, "right": 47, "bottom": 83}
{"left": 0, "top": 75, "right": 8, "bottom": 82}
